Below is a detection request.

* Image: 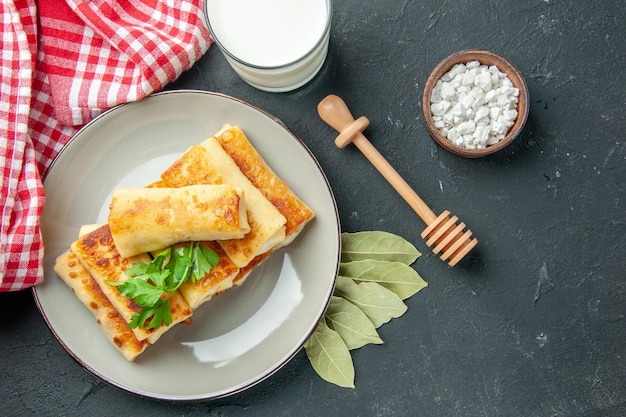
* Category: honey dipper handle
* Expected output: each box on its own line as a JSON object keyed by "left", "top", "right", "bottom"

{"left": 318, "top": 95, "right": 438, "bottom": 225}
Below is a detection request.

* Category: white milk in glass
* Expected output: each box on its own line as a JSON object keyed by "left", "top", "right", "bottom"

{"left": 205, "top": 0, "right": 332, "bottom": 92}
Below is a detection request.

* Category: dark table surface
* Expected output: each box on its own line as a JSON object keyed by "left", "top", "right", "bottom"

{"left": 2, "top": 1, "right": 625, "bottom": 416}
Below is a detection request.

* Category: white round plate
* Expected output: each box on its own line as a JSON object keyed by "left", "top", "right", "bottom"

{"left": 33, "top": 90, "right": 340, "bottom": 401}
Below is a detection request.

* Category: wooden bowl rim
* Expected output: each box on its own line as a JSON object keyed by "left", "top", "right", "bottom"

{"left": 422, "top": 49, "right": 529, "bottom": 158}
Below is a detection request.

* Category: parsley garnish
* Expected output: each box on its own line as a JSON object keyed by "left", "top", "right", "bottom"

{"left": 107, "top": 242, "right": 219, "bottom": 330}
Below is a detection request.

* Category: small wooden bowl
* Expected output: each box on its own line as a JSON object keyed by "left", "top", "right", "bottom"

{"left": 422, "top": 49, "right": 529, "bottom": 158}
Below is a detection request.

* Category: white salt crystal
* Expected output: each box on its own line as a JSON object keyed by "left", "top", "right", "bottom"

{"left": 457, "top": 120, "right": 476, "bottom": 135}
{"left": 452, "top": 102, "right": 466, "bottom": 117}
{"left": 489, "top": 65, "right": 503, "bottom": 76}
{"left": 485, "top": 89, "right": 498, "bottom": 102}
{"left": 497, "top": 94, "right": 511, "bottom": 107}
{"left": 475, "top": 106, "right": 490, "bottom": 121}
{"left": 460, "top": 94, "right": 474, "bottom": 109}
{"left": 486, "top": 134, "right": 500, "bottom": 145}
{"left": 440, "top": 82, "right": 456, "bottom": 100}
{"left": 447, "top": 63, "right": 466, "bottom": 79}
{"left": 462, "top": 71, "right": 474, "bottom": 86}
{"left": 472, "top": 95, "right": 486, "bottom": 110}
{"left": 430, "top": 100, "right": 450, "bottom": 116}
{"left": 451, "top": 73, "right": 463, "bottom": 88}
{"left": 475, "top": 125, "right": 490, "bottom": 145}
{"left": 429, "top": 60, "right": 520, "bottom": 149}
{"left": 502, "top": 109, "right": 518, "bottom": 121}
{"left": 491, "top": 120, "right": 508, "bottom": 134}
{"left": 470, "top": 87, "right": 484, "bottom": 99}
{"left": 473, "top": 73, "right": 487, "bottom": 90}
{"left": 499, "top": 86, "right": 516, "bottom": 96}
{"left": 431, "top": 85, "right": 443, "bottom": 102}
{"left": 447, "top": 128, "right": 460, "bottom": 142}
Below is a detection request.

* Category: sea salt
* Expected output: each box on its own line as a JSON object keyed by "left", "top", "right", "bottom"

{"left": 430, "top": 60, "right": 519, "bottom": 149}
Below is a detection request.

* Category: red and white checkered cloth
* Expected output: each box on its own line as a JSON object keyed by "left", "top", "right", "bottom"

{"left": 1, "top": 0, "right": 211, "bottom": 291}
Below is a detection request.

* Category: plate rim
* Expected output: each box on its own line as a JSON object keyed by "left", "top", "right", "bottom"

{"left": 32, "top": 89, "right": 341, "bottom": 401}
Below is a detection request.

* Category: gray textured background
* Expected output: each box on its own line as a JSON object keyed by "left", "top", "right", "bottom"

{"left": 2, "top": 1, "right": 625, "bottom": 416}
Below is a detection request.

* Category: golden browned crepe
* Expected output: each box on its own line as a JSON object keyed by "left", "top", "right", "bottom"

{"left": 70, "top": 224, "right": 193, "bottom": 344}
{"left": 214, "top": 124, "right": 315, "bottom": 247}
{"left": 54, "top": 250, "right": 149, "bottom": 361}
{"left": 108, "top": 184, "right": 250, "bottom": 258}
{"left": 159, "top": 136, "right": 287, "bottom": 268}
{"left": 213, "top": 124, "right": 316, "bottom": 284}
{"left": 232, "top": 252, "right": 271, "bottom": 286}
{"left": 177, "top": 241, "right": 240, "bottom": 309}
{"left": 54, "top": 123, "right": 316, "bottom": 362}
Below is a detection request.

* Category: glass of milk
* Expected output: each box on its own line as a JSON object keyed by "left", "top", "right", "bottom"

{"left": 204, "top": 0, "right": 332, "bottom": 93}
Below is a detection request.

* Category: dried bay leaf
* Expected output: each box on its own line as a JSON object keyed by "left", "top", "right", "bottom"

{"left": 305, "top": 231, "right": 429, "bottom": 388}
{"left": 341, "top": 231, "right": 421, "bottom": 264}
{"left": 340, "top": 259, "right": 428, "bottom": 300}
{"left": 334, "top": 276, "right": 407, "bottom": 328}
{"left": 325, "top": 295, "right": 383, "bottom": 350}
{"left": 304, "top": 319, "right": 355, "bottom": 388}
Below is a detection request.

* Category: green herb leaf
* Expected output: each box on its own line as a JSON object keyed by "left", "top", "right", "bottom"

{"left": 127, "top": 299, "right": 172, "bottom": 330}
{"left": 334, "top": 276, "right": 407, "bottom": 328}
{"left": 147, "top": 299, "right": 173, "bottom": 330}
{"left": 341, "top": 231, "right": 421, "bottom": 264}
{"left": 339, "top": 259, "right": 428, "bottom": 300}
{"left": 128, "top": 303, "right": 159, "bottom": 329}
{"left": 126, "top": 261, "right": 150, "bottom": 277}
{"left": 168, "top": 246, "right": 193, "bottom": 288}
{"left": 325, "top": 295, "right": 383, "bottom": 349}
{"left": 192, "top": 243, "right": 220, "bottom": 283}
{"left": 115, "top": 278, "right": 165, "bottom": 308}
{"left": 108, "top": 241, "right": 218, "bottom": 330}
{"left": 145, "top": 247, "right": 172, "bottom": 276}
{"left": 304, "top": 319, "right": 355, "bottom": 388}
{"left": 147, "top": 269, "right": 170, "bottom": 291}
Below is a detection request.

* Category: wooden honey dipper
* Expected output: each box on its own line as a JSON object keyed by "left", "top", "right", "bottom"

{"left": 317, "top": 94, "right": 478, "bottom": 266}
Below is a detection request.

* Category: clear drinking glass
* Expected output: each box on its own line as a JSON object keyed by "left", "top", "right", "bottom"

{"left": 204, "top": 0, "right": 332, "bottom": 92}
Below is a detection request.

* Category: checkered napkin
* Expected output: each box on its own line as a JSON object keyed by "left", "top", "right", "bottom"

{"left": 1, "top": 0, "right": 211, "bottom": 291}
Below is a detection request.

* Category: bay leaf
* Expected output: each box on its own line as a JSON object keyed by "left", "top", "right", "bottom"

{"left": 334, "top": 276, "right": 407, "bottom": 328}
{"left": 304, "top": 319, "right": 355, "bottom": 388}
{"left": 341, "top": 231, "right": 421, "bottom": 264}
{"left": 339, "top": 259, "right": 428, "bottom": 300}
{"left": 325, "top": 295, "right": 383, "bottom": 350}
